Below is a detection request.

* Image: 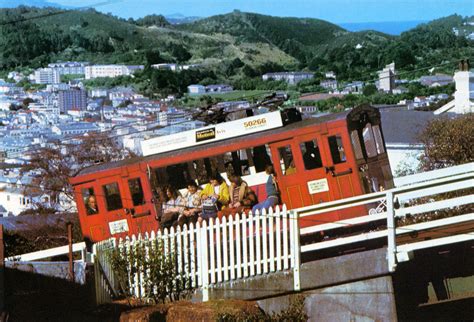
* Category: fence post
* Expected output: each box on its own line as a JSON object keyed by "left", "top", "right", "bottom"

{"left": 386, "top": 191, "right": 397, "bottom": 272}
{"left": 289, "top": 210, "right": 301, "bottom": 291}
{"left": 200, "top": 221, "right": 209, "bottom": 301}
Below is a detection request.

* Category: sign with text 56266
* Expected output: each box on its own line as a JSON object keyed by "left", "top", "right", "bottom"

{"left": 141, "top": 111, "right": 283, "bottom": 156}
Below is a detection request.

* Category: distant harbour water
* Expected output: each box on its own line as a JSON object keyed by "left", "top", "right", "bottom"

{"left": 339, "top": 20, "right": 428, "bottom": 35}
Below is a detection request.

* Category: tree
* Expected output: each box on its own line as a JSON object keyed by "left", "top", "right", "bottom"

{"left": 363, "top": 84, "right": 378, "bottom": 96}
{"left": 418, "top": 114, "right": 474, "bottom": 171}
{"left": 21, "top": 132, "right": 136, "bottom": 208}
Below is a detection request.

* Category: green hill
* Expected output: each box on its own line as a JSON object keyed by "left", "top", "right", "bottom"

{"left": 0, "top": 7, "right": 471, "bottom": 96}
{"left": 176, "top": 10, "right": 353, "bottom": 63}
{"left": 0, "top": 7, "right": 297, "bottom": 70}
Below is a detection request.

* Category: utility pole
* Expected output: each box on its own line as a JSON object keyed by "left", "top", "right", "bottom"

{"left": 67, "top": 222, "right": 74, "bottom": 283}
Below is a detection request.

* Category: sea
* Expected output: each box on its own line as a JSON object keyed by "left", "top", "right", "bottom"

{"left": 339, "top": 20, "right": 428, "bottom": 35}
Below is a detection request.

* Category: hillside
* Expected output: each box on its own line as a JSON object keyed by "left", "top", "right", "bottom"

{"left": 0, "top": 7, "right": 297, "bottom": 70}
{"left": 177, "top": 10, "right": 352, "bottom": 63}
{"left": 0, "top": 7, "right": 472, "bottom": 96}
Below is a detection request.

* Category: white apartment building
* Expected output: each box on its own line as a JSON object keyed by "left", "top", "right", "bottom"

{"left": 85, "top": 65, "right": 144, "bottom": 80}
{"left": 85, "top": 65, "right": 129, "bottom": 79}
{"left": 33, "top": 68, "right": 61, "bottom": 84}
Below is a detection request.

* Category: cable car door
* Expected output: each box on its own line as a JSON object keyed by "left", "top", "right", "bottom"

{"left": 76, "top": 182, "right": 108, "bottom": 242}
{"left": 98, "top": 176, "right": 131, "bottom": 240}
{"left": 320, "top": 130, "right": 364, "bottom": 220}
{"left": 295, "top": 133, "right": 333, "bottom": 206}
{"left": 270, "top": 139, "right": 306, "bottom": 209}
{"left": 120, "top": 168, "right": 158, "bottom": 236}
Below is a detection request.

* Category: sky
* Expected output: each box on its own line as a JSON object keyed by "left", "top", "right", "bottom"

{"left": 49, "top": 0, "right": 474, "bottom": 23}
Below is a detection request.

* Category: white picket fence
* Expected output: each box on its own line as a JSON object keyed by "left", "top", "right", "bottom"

{"left": 93, "top": 205, "right": 299, "bottom": 304}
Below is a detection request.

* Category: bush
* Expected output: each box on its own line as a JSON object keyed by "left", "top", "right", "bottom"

{"left": 108, "top": 238, "right": 193, "bottom": 304}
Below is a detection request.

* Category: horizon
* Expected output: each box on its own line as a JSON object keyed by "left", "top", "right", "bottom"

{"left": 1, "top": 0, "right": 472, "bottom": 24}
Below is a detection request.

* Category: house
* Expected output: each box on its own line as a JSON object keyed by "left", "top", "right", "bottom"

{"left": 392, "top": 87, "right": 409, "bottom": 95}
{"left": 380, "top": 109, "right": 436, "bottom": 176}
{"left": 325, "top": 71, "right": 336, "bottom": 79}
{"left": 262, "top": 72, "right": 314, "bottom": 85}
{"left": 205, "top": 84, "right": 233, "bottom": 93}
{"left": 320, "top": 79, "right": 338, "bottom": 91}
{"left": 151, "top": 63, "right": 179, "bottom": 71}
{"left": 89, "top": 88, "right": 108, "bottom": 98}
{"left": 0, "top": 205, "right": 8, "bottom": 217}
{"left": 419, "top": 74, "right": 453, "bottom": 87}
{"left": 187, "top": 84, "right": 206, "bottom": 95}
{"left": 296, "top": 106, "right": 318, "bottom": 114}
{"left": 215, "top": 101, "right": 250, "bottom": 110}
{"left": 342, "top": 81, "right": 364, "bottom": 94}
{"left": 434, "top": 65, "right": 473, "bottom": 115}
{"left": 51, "top": 122, "right": 100, "bottom": 136}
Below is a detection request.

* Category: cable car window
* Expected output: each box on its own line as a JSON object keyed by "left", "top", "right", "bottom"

{"left": 128, "top": 178, "right": 145, "bottom": 206}
{"left": 278, "top": 145, "right": 296, "bottom": 175}
{"left": 372, "top": 125, "right": 385, "bottom": 154}
{"left": 103, "top": 182, "right": 123, "bottom": 211}
{"left": 351, "top": 130, "right": 364, "bottom": 160}
{"left": 223, "top": 150, "right": 251, "bottom": 177}
{"left": 252, "top": 145, "right": 273, "bottom": 172}
{"left": 194, "top": 159, "right": 210, "bottom": 185}
{"left": 328, "top": 135, "right": 346, "bottom": 164}
{"left": 363, "top": 124, "right": 377, "bottom": 158}
{"left": 82, "top": 187, "right": 98, "bottom": 215}
{"left": 299, "top": 140, "right": 323, "bottom": 170}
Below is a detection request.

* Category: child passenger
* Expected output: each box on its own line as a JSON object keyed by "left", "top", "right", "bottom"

{"left": 177, "top": 181, "right": 202, "bottom": 226}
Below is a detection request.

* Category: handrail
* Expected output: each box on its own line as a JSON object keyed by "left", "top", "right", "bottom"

{"left": 296, "top": 171, "right": 473, "bottom": 218}
{"left": 294, "top": 164, "right": 474, "bottom": 274}
{"left": 394, "top": 162, "right": 474, "bottom": 187}
{"left": 6, "top": 242, "right": 87, "bottom": 262}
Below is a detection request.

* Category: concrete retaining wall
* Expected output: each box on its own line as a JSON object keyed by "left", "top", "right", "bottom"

{"left": 6, "top": 261, "right": 87, "bottom": 284}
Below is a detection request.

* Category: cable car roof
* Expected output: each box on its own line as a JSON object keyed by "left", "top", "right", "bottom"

{"left": 76, "top": 106, "right": 379, "bottom": 177}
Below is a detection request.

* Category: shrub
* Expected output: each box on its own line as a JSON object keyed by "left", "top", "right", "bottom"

{"left": 108, "top": 238, "right": 193, "bottom": 304}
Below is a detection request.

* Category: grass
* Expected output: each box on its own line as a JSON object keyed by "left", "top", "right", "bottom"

{"left": 179, "top": 90, "right": 272, "bottom": 108}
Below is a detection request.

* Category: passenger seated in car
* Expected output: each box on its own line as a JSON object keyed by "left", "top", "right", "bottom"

{"left": 177, "top": 181, "right": 202, "bottom": 226}
{"left": 221, "top": 174, "right": 248, "bottom": 216}
{"left": 252, "top": 165, "right": 280, "bottom": 213}
{"left": 200, "top": 173, "right": 229, "bottom": 209}
{"left": 199, "top": 173, "right": 229, "bottom": 222}
{"left": 160, "top": 186, "right": 184, "bottom": 229}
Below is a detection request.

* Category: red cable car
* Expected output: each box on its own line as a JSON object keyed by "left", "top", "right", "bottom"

{"left": 70, "top": 104, "right": 393, "bottom": 243}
